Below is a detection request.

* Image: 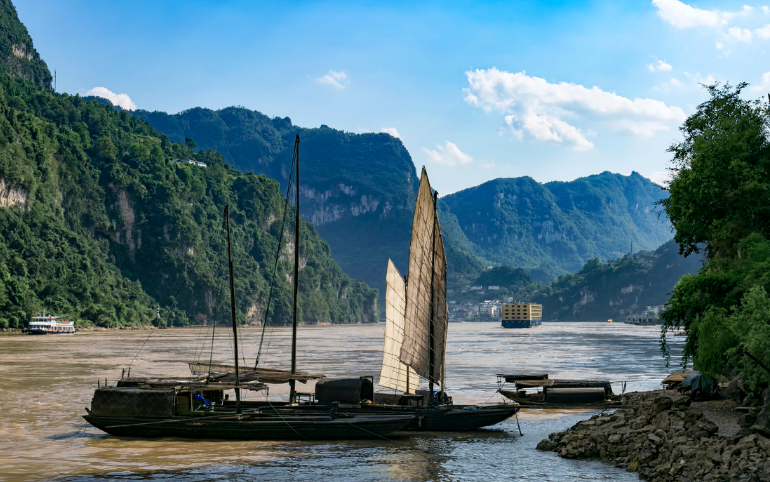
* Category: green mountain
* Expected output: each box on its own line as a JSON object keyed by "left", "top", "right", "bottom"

{"left": 133, "top": 108, "right": 675, "bottom": 305}
{"left": 0, "top": 0, "right": 51, "bottom": 89}
{"left": 440, "top": 172, "right": 672, "bottom": 284}
{"left": 0, "top": 6, "right": 377, "bottom": 328}
{"left": 133, "top": 107, "right": 419, "bottom": 303}
{"left": 533, "top": 240, "right": 703, "bottom": 321}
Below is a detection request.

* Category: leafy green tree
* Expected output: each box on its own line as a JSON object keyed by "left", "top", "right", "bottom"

{"left": 660, "top": 83, "right": 770, "bottom": 396}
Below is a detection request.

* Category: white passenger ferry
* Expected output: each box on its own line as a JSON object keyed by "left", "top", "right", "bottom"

{"left": 24, "top": 314, "right": 75, "bottom": 334}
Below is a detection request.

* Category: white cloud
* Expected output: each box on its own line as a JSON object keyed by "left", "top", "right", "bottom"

{"left": 751, "top": 71, "right": 770, "bottom": 91}
{"left": 754, "top": 24, "right": 770, "bottom": 39}
{"left": 716, "top": 40, "right": 724, "bottom": 49}
{"left": 381, "top": 127, "right": 401, "bottom": 138}
{"left": 652, "top": 0, "right": 731, "bottom": 29}
{"left": 464, "top": 68, "right": 686, "bottom": 151}
{"left": 763, "top": 5, "right": 770, "bottom": 14}
{"left": 647, "top": 59, "right": 673, "bottom": 72}
{"left": 648, "top": 170, "right": 673, "bottom": 186}
{"left": 85, "top": 87, "right": 137, "bottom": 111}
{"left": 670, "top": 78, "right": 684, "bottom": 88}
{"left": 316, "top": 70, "right": 349, "bottom": 89}
{"left": 692, "top": 72, "right": 717, "bottom": 86}
{"left": 422, "top": 141, "right": 474, "bottom": 166}
{"left": 728, "top": 26, "right": 753, "bottom": 42}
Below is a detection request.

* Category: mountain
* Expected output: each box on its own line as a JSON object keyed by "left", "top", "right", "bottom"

{"left": 533, "top": 240, "right": 703, "bottom": 321}
{"left": 133, "top": 107, "right": 419, "bottom": 304}
{"left": 133, "top": 109, "right": 675, "bottom": 304}
{"left": 0, "top": 5, "right": 377, "bottom": 328}
{"left": 0, "top": 0, "right": 51, "bottom": 89}
{"left": 440, "top": 172, "right": 672, "bottom": 284}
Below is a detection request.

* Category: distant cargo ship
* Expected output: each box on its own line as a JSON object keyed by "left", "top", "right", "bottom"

{"left": 501, "top": 302, "right": 542, "bottom": 329}
{"left": 23, "top": 314, "right": 75, "bottom": 334}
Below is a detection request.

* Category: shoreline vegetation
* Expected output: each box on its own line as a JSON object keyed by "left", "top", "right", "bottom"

{"left": 537, "top": 390, "right": 770, "bottom": 482}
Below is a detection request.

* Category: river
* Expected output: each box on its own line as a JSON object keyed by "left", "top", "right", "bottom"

{"left": 0, "top": 321, "right": 683, "bottom": 481}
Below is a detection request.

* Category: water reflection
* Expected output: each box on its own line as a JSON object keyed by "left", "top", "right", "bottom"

{"left": 0, "top": 322, "right": 681, "bottom": 481}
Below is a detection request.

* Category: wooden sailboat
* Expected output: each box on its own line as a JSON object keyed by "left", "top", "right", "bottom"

{"left": 259, "top": 168, "right": 518, "bottom": 430}
{"left": 82, "top": 135, "right": 415, "bottom": 440}
{"left": 370, "top": 167, "right": 519, "bottom": 430}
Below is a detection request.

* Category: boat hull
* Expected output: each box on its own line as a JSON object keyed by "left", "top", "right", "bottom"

{"left": 83, "top": 413, "right": 414, "bottom": 440}
{"left": 260, "top": 403, "right": 520, "bottom": 432}
{"left": 407, "top": 404, "right": 519, "bottom": 431}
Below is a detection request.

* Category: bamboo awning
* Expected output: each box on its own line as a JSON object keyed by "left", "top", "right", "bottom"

{"left": 188, "top": 362, "right": 324, "bottom": 384}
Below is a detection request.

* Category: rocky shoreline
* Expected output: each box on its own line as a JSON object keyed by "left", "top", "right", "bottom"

{"left": 536, "top": 390, "right": 770, "bottom": 481}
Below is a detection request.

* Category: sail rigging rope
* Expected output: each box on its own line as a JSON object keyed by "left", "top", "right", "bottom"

{"left": 126, "top": 265, "right": 193, "bottom": 369}
{"left": 254, "top": 147, "right": 297, "bottom": 368}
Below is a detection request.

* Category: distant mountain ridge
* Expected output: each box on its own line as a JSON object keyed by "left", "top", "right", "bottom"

{"left": 534, "top": 240, "right": 703, "bottom": 321}
{"left": 134, "top": 108, "right": 674, "bottom": 302}
{"left": 134, "top": 107, "right": 419, "bottom": 302}
{"left": 441, "top": 171, "right": 671, "bottom": 284}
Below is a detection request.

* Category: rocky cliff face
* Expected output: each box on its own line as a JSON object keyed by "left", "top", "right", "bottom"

{"left": 134, "top": 107, "right": 419, "bottom": 304}
{"left": 0, "top": 0, "right": 52, "bottom": 89}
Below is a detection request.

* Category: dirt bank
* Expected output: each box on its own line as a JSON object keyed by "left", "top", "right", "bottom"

{"left": 536, "top": 390, "right": 770, "bottom": 481}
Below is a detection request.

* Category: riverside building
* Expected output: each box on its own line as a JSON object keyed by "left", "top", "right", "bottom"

{"left": 501, "top": 302, "right": 542, "bottom": 329}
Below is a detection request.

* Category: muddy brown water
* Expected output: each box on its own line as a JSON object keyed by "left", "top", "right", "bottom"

{"left": 0, "top": 322, "right": 683, "bottom": 481}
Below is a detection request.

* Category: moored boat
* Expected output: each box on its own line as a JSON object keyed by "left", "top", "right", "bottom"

{"left": 496, "top": 373, "right": 622, "bottom": 408}
{"left": 358, "top": 168, "right": 519, "bottom": 430}
{"left": 23, "top": 314, "right": 74, "bottom": 334}
{"left": 82, "top": 135, "right": 416, "bottom": 440}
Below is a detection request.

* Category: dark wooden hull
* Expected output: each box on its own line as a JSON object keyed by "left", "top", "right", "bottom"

{"left": 83, "top": 413, "right": 414, "bottom": 440}
{"left": 497, "top": 389, "right": 621, "bottom": 409}
{"left": 406, "top": 404, "right": 519, "bottom": 431}
{"left": 259, "top": 403, "right": 520, "bottom": 432}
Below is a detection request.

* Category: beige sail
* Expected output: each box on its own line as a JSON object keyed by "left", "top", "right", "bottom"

{"left": 378, "top": 259, "right": 419, "bottom": 393}
{"left": 399, "top": 168, "right": 447, "bottom": 384}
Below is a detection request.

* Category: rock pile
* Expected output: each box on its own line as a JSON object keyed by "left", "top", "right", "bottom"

{"left": 536, "top": 391, "right": 770, "bottom": 481}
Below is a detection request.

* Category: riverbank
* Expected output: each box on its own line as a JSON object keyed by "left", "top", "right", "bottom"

{"left": 536, "top": 390, "right": 770, "bottom": 481}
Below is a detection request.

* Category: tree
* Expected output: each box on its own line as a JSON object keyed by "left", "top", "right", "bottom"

{"left": 660, "top": 82, "right": 770, "bottom": 260}
{"left": 660, "top": 83, "right": 770, "bottom": 400}
{"left": 185, "top": 136, "right": 197, "bottom": 150}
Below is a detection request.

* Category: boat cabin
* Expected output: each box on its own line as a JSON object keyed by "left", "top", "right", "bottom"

{"left": 24, "top": 315, "right": 75, "bottom": 334}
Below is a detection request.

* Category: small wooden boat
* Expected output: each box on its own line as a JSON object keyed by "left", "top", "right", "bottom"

{"left": 496, "top": 374, "right": 622, "bottom": 408}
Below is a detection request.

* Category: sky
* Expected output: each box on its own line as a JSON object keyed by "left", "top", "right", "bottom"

{"left": 16, "top": 0, "right": 770, "bottom": 194}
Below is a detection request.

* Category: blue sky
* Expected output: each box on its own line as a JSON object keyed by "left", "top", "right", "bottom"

{"left": 16, "top": 0, "right": 770, "bottom": 194}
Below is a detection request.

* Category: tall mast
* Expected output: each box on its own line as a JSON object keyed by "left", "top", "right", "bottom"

{"left": 428, "top": 191, "right": 438, "bottom": 401}
{"left": 225, "top": 204, "right": 241, "bottom": 414}
{"left": 289, "top": 135, "right": 300, "bottom": 404}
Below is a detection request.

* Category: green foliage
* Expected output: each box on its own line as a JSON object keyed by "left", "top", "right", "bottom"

{"left": 474, "top": 266, "right": 532, "bottom": 289}
{"left": 0, "top": 0, "right": 52, "bottom": 89}
{"left": 661, "top": 83, "right": 770, "bottom": 260}
{"left": 695, "top": 286, "right": 770, "bottom": 391}
{"left": 660, "top": 83, "right": 770, "bottom": 390}
{"left": 134, "top": 107, "right": 417, "bottom": 309}
{"left": 0, "top": 72, "right": 377, "bottom": 327}
{"left": 534, "top": 240, "right": 702, "bottom": 321}
{"left": 440, "top": 172, "right": 672, "bottom": 284}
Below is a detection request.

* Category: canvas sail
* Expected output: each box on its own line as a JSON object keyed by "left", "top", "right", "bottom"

{"left": 378, "top": 259, "right": 419, "bottom": 393}
{"left": 399, "top": 168, "right": 448, "bottom": 384}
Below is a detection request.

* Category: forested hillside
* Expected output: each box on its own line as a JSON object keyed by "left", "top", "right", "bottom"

{"left": 534, "top": 240, "right": 703, "bottom": 321}
{"left": 135, "top": 107, "right": 675, "bottom": 299}
{"left": 134, "top": 107, "right": 418, "bottom": 301}
{"left": 0, "top": 3, "right": 377, "bottom": 328}
{"left": 0, "top": 0, "right": 50, "bottom": 89}
{"left": 441, "top": 171, "right": 672, "bottom": 284}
